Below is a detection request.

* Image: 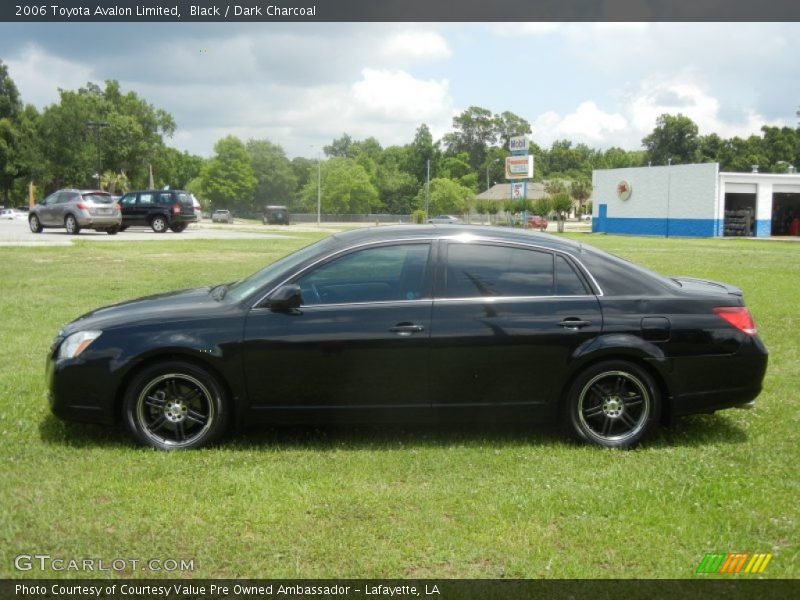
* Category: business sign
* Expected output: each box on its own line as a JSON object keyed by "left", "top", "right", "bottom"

{"left": 505, "top": 155, "right": 534, "bottom": 180}
{"left": 617, "top": 180, "right": 632, "bottom": 201}
{"left": 511, "top": 181, "right": 526, "bottom": 199}
{"left": 509, "top": 135, "right": 529, "bottom": 154}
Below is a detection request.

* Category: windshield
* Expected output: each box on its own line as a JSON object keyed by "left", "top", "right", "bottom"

{"left": 224, "top": 236, "right": 339, "bottom": 303}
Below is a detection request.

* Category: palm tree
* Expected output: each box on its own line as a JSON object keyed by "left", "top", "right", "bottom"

{"left": 100, "top": 170, "right": 129, "bottom": 194}
{"left": 570, "top": 179, "right": 592, "bottom": 217}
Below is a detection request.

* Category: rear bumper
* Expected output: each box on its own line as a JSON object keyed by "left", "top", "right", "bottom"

{"left": 76, "top": 215, "right": 122, "bottom": 229}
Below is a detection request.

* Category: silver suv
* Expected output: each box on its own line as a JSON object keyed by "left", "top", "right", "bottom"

{"left": 29, "top": 189, "right": 122, "bottom": 235}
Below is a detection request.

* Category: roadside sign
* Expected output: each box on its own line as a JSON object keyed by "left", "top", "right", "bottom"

{"left": 509, "top": 136, "right": 529, "bottom": 154}
{"left": 505, "top": 155, "right": 534, "bottom": 179}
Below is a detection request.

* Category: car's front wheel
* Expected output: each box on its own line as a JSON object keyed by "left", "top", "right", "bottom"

{"left": 29, "top": 214, "right": 43, "bottom": 233}
{"left": 563, "top": 360, "right": 660, "bottom": 448}
{"left": 150, "top": 215, "right": 168, "bottom": 233}
{"left": 123, "top": 360, "right": 229, "bottom": 450}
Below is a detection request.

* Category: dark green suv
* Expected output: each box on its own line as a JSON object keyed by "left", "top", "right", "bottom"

{"left": 119, "top": 189, "right": 197, "bottom": 233}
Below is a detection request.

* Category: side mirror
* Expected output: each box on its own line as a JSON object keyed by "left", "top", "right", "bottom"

{"left": 268, "top": 284, "right": 302, "bottom": 312}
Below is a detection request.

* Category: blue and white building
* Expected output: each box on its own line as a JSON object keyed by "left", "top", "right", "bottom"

{"left": 592, "top": 163, "right": 800, "bottom": 237}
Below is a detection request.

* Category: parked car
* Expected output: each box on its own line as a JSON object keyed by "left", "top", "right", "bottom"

{"left": 528, "top": 215, "right": 548, "bottom": 230}
{"left": 29, "top": 189, "right": 121, "bottom": 235}
{"left": 427, "top": 214, "right": 462, "bottom": 224}
{"left": 191, "top": 195, "right": 202, "bottom": 221}
{"left": 118, "top": 189, "right": 196, "bottom": 233}
{"left": 1, "top": 208, "right": 26, "bottom": 220}
{"left": 211, "top": 209, "right": 233, "bottom": 223}
{"left": 581, "top": 214, "right": 592, "bottom": 221}
{"left": 47, "top": 225, "right": 767, "bottom": 450}
{"left": 263, "top": 205, "right": 290, "bottom": 225}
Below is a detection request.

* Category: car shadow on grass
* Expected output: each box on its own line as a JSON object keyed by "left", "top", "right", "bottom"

{"left": 37, "top": 412, "right": 748, "bottom": 451}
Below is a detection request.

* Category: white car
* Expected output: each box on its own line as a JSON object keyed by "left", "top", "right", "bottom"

{"left": 427, "top": 214, "right": 462, "bottom": 224}
{"left": 0, "top": 208, "right": 25, "bottom": 220}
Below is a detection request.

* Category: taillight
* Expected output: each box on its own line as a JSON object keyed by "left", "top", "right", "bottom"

{"left": 76, "top": 202, "right": 89, "bottom": 210}
{"left": 713, "top": 307, "right": 757, "bottom": 335}
{"left": 172, "top": 203, "right": 181, "bottom": 215}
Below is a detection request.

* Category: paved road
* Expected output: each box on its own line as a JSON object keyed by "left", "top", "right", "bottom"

{"left": 0, "top": 218, "right": 298, "bottom": 246}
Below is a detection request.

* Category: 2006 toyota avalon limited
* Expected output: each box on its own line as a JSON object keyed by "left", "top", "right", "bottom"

{"left": 48, "top": 226, "right": 768, "bottom": 449}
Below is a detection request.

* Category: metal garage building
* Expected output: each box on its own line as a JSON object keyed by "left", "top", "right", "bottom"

{"left": 592, "top": 163, "right": 800, "bottom": 237}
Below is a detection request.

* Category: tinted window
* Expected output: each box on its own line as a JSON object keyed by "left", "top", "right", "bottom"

{"left": 120, "top": 194, "right": 136, "bottom": 206}
{"left": 43, "top": 193, "right": 59, "bottom": 206}
{"left": 55, "top": 193, "right": 73, "bottom": 204}
{"left": 177, "top": 193, "right": 193, "bottom": 205}
{"left": 444, "top": 243, "right": 554, "bottom": 298}
{"left": 157, "top": 192, "right": 173, "bottom": 204}
{"left": 555, "top": 255, "right": 589, "bottom": 295}
{"left": 138, "top": 193, "right": 154, "bottom": 205}
{"left": 296, "top": 244, "right": 431, "bottom": 305}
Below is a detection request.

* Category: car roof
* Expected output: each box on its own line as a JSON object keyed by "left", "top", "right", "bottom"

{"left": 330, "top": 224, "right": 584, "bottom": 253}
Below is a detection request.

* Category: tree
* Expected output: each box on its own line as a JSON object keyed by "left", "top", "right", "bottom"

{"left": 301, "top": 157, "right": 379, "bottom": 215}
{"left": 407, "top": 124, "right": 438, "bottom": 185}
{"left": 550, "top": 193, "right": 573, "bottom": 233}
{"left": 199, "top": 135, "right": 257, "bottom": 213}
{"left": 0, "top": 60, "right": 23, "bottom": 202}
{"left": 246, "top": 139, "right": 297, "bottom": 208}
{"left": 414, "top": 177, "right": 473, "bottom": 217}
{"left": 494, "top": 110, "right": 532, "bottom": 149}
{"left": 376, "top": 163, "right": 418, "bottom": 214}
{"left": 642, "top": 113, "right": 700, "bottom": 165}
{"left": 99, "top": 170, "right": 129, "bottom": 194}
{"left": 442, "top": 106, "right": 497, "bottom": 171}
{"left": 570, "top": 179, "right": 592, "bottom": 216}
{"left": 324, "top": 133, "right": 355, "bottom": 158}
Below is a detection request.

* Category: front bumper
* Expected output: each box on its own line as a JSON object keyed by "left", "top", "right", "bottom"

{"left": 47, "top": 353, "right": 118, "bottom": 425}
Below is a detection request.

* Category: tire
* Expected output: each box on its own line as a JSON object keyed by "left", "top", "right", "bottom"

{"left": 120, "top": 225, "right": 128, "bottom": 232}
{"left": 106, "top": 227, "right": 119, "bottom": 235}
{"left": 29, "top": 214, "right": 43, "bottom": 233}
{"left": 562, "top": 360, "right": 661, "bottom": 448}
{"left": 150, "top": 215, "right": 168, "bottom": 233}
{"left": 64, "top": 214, "right": 80, "bottom": 235}
{"left": 169, "top": 222, "right": 187, "bottom": 233}
{"left": 123, "top": 360, "right": 229, "bottom": 450}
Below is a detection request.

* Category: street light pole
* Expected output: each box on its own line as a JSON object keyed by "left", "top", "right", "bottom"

{"left": 86, "top": 120, "right": 109, "bottom": 188}
{"left": 486, "top": 157, "right": 499, "bottom": 192}
{"left": 317, "top": 150, "right": 321, "bottom": 227}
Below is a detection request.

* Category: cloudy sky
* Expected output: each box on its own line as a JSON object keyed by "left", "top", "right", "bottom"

{"left": 0, "top": 22, "right": 797, "bottom": 158}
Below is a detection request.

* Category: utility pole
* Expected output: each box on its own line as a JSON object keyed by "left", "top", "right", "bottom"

{"left": 317, "top": 150, "right": 322, "bottom": 227}
{"left": 425, "top": 158, "right": 430, "bottom": 218}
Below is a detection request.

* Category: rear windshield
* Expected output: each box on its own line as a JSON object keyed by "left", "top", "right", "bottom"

{"left": 177, "top": 193, "right": 193, "bottom": 205}
{"left": 81, "top": 193, "right": 113, "bottom": 204}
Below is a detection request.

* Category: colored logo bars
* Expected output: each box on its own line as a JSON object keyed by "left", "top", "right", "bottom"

{"left": 696, "top": 553, "right": 772, "bottom": 574}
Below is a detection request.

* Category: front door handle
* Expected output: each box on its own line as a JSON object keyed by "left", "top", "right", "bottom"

{"left": 389, "top": 323, "right": 425, "bottom": 336}
{"left": 558, "top": 318, "right": 592, "bottom": 329}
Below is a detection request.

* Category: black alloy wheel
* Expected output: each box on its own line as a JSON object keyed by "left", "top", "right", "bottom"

{"left": 123, "top": 360, "right": 229, "bottom": 450}
{"left": 563, "top": 360, "right": 660, "bottom": 448}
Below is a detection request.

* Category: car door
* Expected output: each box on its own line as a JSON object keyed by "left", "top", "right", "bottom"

{"left": 242, "top": 241, "right": 434, "bottom": 414}
{"left": 135, "top": 192, "right": 156, "bottom": 225}
{"left": 53, "top": 191, "right": 76, "bottom": 226}
{"left": 38, "top": 192, "right": 61, "bottom": 225}
{"left": 429, "top": 241, "right": 602, "bottom": 408}
{"left": 119, "top": 192, "right": 138, "bottom": 225}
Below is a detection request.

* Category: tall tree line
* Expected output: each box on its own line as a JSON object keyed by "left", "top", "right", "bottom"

{"left": 2, "top": 60, "right": 799, "bottom": 214}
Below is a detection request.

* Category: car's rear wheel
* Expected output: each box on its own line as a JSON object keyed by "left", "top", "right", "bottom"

{"left": 64, "top": 214, "right": 80, "bottom": 235}
{"left": 123, "top": 360, "right": 229, "bottom": 450}
{"left": 150, "top": 215, "right": 168, "bottom": 233}
{"left": 563, "top": 360, "right": 660, "bottom": 448}
{"left": 169, "top": 222, "right": 187, "bottom": 233}
{"left": 106, "top": 227, "right": 119, "bottom": 235}
{"left": 29, "top": 214, "right": 43, "bottom": 233}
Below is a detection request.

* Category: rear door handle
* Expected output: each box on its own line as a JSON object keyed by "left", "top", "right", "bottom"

{"left": 558, "top": 318, "right": 592, "bottom": 329}
{"left": 390, "top": 323, "right": 425, "bottom": 336}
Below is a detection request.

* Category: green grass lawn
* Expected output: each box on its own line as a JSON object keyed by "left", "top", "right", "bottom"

{"left": 0, "top": 232, "right": 797, "bottom": 579}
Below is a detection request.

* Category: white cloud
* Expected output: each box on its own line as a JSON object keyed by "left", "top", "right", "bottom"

{"left": 6, "top": 44, "right": 94, "bottom": 106}
{"left": 352, "top": 69, "right": 452, "bottom": 122}
{"left": 534, "top": 101, "right": 627, "bottom": 143}
{"left": 379, "top": 30, "right": 452, "bottom": 62}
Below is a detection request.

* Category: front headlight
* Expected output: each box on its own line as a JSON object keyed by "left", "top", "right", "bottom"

{"left": 57, "top": 331, "right": 102, "bottom": 360}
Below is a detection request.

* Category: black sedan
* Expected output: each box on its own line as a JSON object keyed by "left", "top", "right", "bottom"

{"left": 47, "top": 226, "right": 768, "bottom": 449}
